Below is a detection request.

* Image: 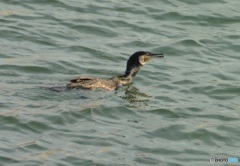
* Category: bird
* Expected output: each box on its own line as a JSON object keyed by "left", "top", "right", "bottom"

{"left": 66, "top": 51, "right": 164, "bottom": 90}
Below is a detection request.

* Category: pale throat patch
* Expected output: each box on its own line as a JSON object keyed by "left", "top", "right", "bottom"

{"left": 139, "top": 55, "right": 151, "bottom": 65}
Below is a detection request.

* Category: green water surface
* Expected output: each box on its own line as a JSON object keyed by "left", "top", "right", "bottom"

{"left": 0, "top": 0, "right": 240, "bottom": 165}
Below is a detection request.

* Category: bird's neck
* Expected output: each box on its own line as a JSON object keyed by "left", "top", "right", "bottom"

{"left": 111, "top": 66, "right": 142, "bottom": 85}
{"left": 116, "top": 66, "right": 141, "bottom": 85}
{"left": 123, "top": 66, "right": 141, "bottom": 79}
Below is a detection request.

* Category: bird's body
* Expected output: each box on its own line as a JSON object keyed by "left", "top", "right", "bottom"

{"left": 66, "top": 51, "right": 164, "bottom": 90}
{"left": 67, "top": 76, "right": 119, "bottom": 90}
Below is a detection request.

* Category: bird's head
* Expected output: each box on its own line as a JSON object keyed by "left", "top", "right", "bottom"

{"left": 124, "top": 51, "right": 164, "bottom": 77}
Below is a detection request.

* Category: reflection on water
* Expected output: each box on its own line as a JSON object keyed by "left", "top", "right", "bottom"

{"left": 46, "top": 83, "right": 152, "bottom": 104}
{"left": 120, "top": 85, "right": 151, "bottom": 103}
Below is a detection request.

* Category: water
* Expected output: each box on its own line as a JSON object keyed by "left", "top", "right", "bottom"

{"left": 1, "top": 0, "right": 240, "bottom": 165}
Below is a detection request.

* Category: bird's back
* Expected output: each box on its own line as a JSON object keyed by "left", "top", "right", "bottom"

{"left": 67, "top": 76, "right": 118, "bottom": 90}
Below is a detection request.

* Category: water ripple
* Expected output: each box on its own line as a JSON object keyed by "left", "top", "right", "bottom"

{"left": 1, "top": 0, "right": 240, "bottom": 165}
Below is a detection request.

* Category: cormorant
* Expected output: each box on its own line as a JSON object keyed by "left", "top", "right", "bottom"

{"left": 67, "top": 51, "right": 164, "bottom": 90}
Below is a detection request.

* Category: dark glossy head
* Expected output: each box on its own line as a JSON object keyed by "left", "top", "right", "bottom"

{"left": 124, "top": 51, "right": 164, "bottom": 77}
{"left": 127, "top": 51, "right": 163, "bottom": 68}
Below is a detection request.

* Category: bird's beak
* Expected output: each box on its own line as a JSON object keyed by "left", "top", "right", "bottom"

{"left": 150, "top": 53, "right": 164, "bottom": 58}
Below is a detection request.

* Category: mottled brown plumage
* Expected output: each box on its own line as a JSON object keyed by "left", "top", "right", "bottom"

{"left": 67, "top": 51, "right": 164, "bottom": 90}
